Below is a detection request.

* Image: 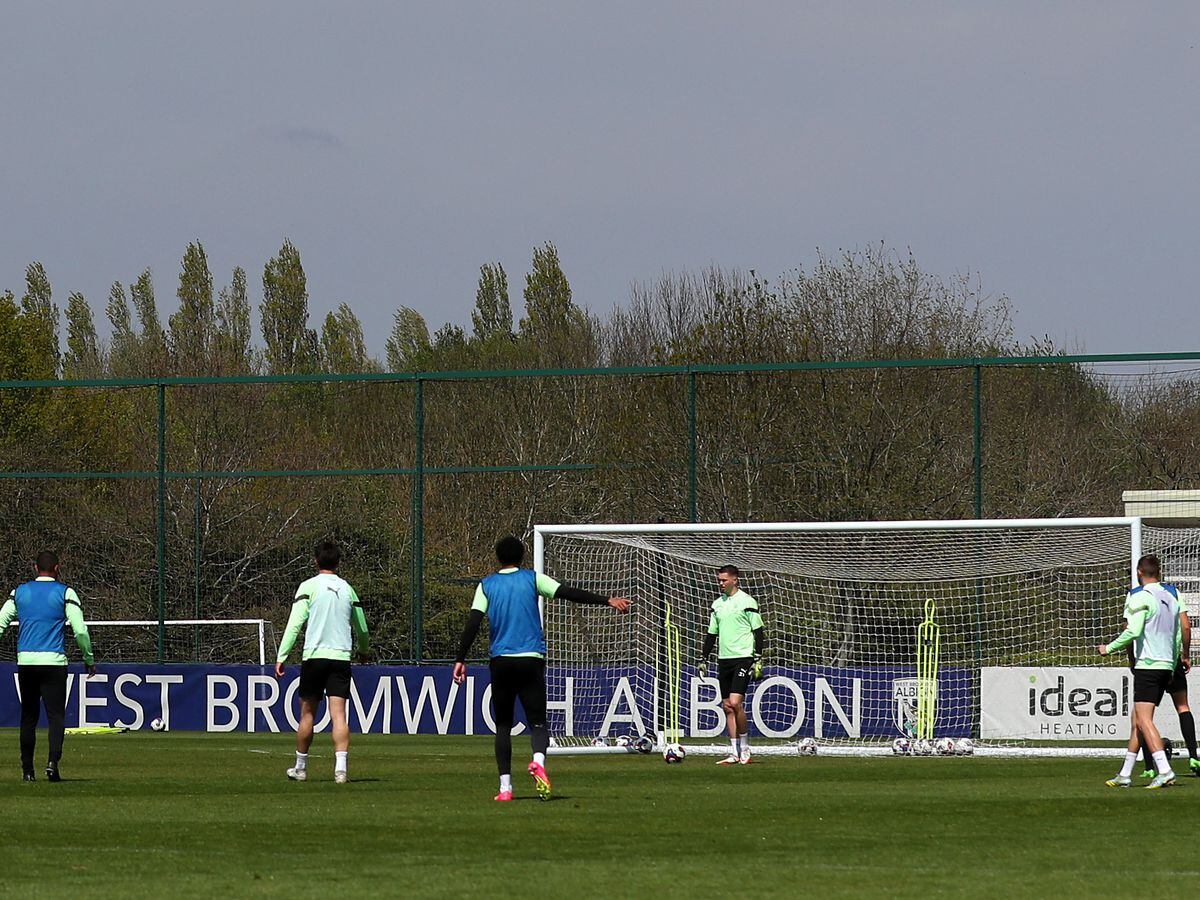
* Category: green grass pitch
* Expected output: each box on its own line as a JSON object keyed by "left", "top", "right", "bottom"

{"left": 0, "top": 730, "right": 1196, "bottom": 898}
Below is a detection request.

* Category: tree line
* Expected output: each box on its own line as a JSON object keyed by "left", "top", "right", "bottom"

{"left": 0, "top": 241, "right": 1193, "bottom": 662}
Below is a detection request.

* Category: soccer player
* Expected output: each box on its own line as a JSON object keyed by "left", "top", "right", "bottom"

{"left": 274, "top": 540, "right": 370, "bottom": 784}
{"left": 0, "top": 551, "right": 95, "bottom": 782}
{"left": 697, "top": 564, "right": 765, "bottom": 765}
{"left": 452, "top": 535, "right": 631, "bottom": 802}
{"left": 1098, "top": 554, "right": 1181, "bottom": 789}
{"left": 1133, "top": 586, "right": 1199, "bottom": 778}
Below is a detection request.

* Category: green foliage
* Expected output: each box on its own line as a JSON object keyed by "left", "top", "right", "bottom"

{"left": 385, "top": 306, "right": 431, "bottom": 372}
{"left": 320, "top": 303, "right": 376, "bottom": 374}
{"left": 169, "top": 242, "right": 216, "bottom": 375}
{"left": 215, "top": 267, "right": 253, "bottom": 374}
{"left": 64, "top": 291, "right": 102, "bottom": 379}
{"left": 261, "top": 239, "right": 317, "bottom": 374}
{"left": 471, "top": 262, "right": 512, "bottom": 341}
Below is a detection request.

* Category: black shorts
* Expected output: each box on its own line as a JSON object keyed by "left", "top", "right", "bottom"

{"left": 1133, "top": 668, "right": 1173, "bottom": 705}
{"left": 718, "top": 657, "right": 754, "bottom": 699}
{"left": 1167, "top": 663, "right": 1188, "bottom": 697}
{"left": 298, "top": 659, "right": 352, "bottom": 701}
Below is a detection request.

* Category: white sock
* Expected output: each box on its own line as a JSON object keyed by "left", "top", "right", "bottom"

{"left": 533, "top": 752, "right": 546, "bottom": 767}
{"left": 738, "top": 734, "right": 749, "bottom": 755}
{"left": 295, "top": 752, "right": 308, "bottom": 771}
{"left": 1118, "top": 752, "right": 1137, "bottom": 777}
{"left": 500, "top": 774, "right": 512, "bottom": 792}
{"left": 334, "top": 751, "right": 348, "bottom": 774}
{"left": 1153, "top": 750, "right": 1172, "bottom": 775}
{"left": 730, "top": 738, "right": 740, "bottom": 756}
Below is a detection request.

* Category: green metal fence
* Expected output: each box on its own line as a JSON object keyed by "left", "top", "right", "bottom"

{"left": 0, "top": 350, "right": 1198, "bottom": 664}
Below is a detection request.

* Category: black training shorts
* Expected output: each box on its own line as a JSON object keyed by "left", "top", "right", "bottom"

{"left": 1167, "top": 662, "right": 1189, "bottom": 697}
{"left": 298, "top": 658, "right": 353, "bottom": 701}
{"left": 1133, "top": 667, "right": 1173, "bottom": 706}
{"left": 718, "top": 657, "right": 754, "bottom": 699}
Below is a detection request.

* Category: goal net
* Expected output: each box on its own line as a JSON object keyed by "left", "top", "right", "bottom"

{"left": 536, "top": 518, "right": 1141, "bottom": 756}
{"left": 0, "top": 619, "right": 275, "bottom": 665}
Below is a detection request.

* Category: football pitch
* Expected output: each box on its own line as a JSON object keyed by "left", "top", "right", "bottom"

{"left": 1, "top": 731, "right": 1195, "bottom": 898}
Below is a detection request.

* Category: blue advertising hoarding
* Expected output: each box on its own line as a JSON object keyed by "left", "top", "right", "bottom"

{"left": 0, "top": 663, "right": 975, "bottom": 737}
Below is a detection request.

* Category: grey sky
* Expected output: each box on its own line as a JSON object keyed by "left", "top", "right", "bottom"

{"left": 2, "top": 2, "right": 1197, "bottom": 356}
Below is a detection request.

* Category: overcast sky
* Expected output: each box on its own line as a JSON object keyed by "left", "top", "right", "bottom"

{"left": 2, "top": 2, "right": 1197, "bottom": 357}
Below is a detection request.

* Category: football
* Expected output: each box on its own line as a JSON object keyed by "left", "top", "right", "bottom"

{"left": 591, "top": 736, "right": 608, "bottom": 747}
{"left": 662, "top": 743, "right": 685, "bottom": 764}
{"left": 798, "top": 738, "right": 818, "bottom": 756}
{"left": 633, "top": 736, "right": 654, "bottom": 754}
{"left": 935, "top": 738, "right": 956, "bottom": 756}
{"left": 150, "top": 717, "right": 167, "bottom": 732}
{"left": 955, "top": 738, "right": 975, "bottom": 756}
{"left": 912, "top": 739, "right": 933, "bottom": 756}
{"left": 891, "top": 737, "right": 911, "bottom": 755}
{"left": 616, "top": 734, "right": 631, "bottom": 748}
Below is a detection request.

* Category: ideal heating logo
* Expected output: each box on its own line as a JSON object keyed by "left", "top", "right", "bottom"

{"left": 1027, "top": 673, "right": 1129, "bottom": 718}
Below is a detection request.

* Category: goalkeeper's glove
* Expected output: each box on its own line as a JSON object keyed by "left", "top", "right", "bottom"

{"left": 697, "top": 659, "right": 709, "bottom": 678}
{"left": 751, "top": 656, "right": 763, "bottom": 680}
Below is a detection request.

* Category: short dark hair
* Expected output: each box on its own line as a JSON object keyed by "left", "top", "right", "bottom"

{"left": 1138, "top": 554, "right": 1161, "bottom": 579}
{"left": 315, "top": 540, "right": 342, "bottom": 570}
{"left": 496, "top": 536, "right": 525, "bottom": 567}
{"left": 35, "top": 550, "right": 59, "bottom": 574}
{"left": 717, "top": 564, "right": 740, "bottom": 578}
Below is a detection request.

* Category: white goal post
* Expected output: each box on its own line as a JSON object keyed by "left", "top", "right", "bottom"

{"left": 535, "top": 517, "right": 1161, "bottom": 758}
{"left": 3, "top": 619, "right": 274, "bottom": 666}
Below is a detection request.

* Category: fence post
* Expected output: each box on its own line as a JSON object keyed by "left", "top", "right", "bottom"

{"left": 973, "top": 365, "right": 983, "bottom": 519}
{"left": 156, "top": 383, "right": 166, "bottom": 664}
{"left": 412, "top": 378, "right": 425, "bottom": 663}
{"left": 194, "top": 476, "right": 202, "bottom": 662}
{"left": 687, "top": 371, "right": 698, "bottom": 523}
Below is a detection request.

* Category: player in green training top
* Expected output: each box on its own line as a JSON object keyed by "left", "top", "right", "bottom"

{"left": 274, "top": 540, "right": 369, "bottom": 784}
{"left": 697, "top": 565, "right": 765, "bottom": 765}
{"left": 0, "top": 551, "right": 95, "bottom": 782}
{"left": 1098, "top": 554, "right": 1181, "bottom": 789}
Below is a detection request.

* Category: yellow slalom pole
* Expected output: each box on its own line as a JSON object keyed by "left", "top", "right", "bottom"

{"left": 916, "top": 599, "right": 941, "bottom": 741}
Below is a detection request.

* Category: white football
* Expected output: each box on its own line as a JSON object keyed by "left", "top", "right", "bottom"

{"left": 616, "top": 734, "right": 631, "bottom": 748}
{"left": 912, "top": 739, "right": 933, "bottom": 756}
{"left": 956, "top": 738, "right": 975, "bottom": 756}
{"left": 798, "top": 738, "right": 818, "bottom": 756}
{"left": 891, "top": 737, "right": 911, "bottom": 755}
{"left": 935, "top": 738, "right": 956, "bottom": 756}
{"left": 663, "top": 743, "right": 686, "bottom": 764}
{"left": 150, "top": 717, "right": 166, "bottom": 732}
{"left": 591, "top": 736, "right": 608, "bottom": 747}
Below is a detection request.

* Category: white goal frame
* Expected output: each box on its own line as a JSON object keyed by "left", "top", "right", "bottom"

{"left": 535, "top": 517, "right": 1144, "bottom": 758}
{"left": 7, "top": 618, "right": 273, "bottom": 665}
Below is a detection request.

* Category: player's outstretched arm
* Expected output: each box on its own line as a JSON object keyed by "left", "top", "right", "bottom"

{"left": 554, "top": 584, "right": 630, "bottom": 612}
{"left": 1099, "top": 606, "right": 1146, "bottom": 655}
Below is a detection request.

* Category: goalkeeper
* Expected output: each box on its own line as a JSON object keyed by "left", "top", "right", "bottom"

{"left": 698, "top": 565, "right": 765, "bottom": 765}
{"left": 1098, "top": 554, "right": 1181, "bottom": 789}
{"left": 453, "top": 535, "right": 630, "bottom": 802}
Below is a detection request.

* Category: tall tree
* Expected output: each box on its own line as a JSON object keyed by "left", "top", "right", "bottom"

{"left": 471, "top": 263, "right": 512, "bottom": 341}
{"left": 520, "top": 243, "right": 582, "bottom": 341}
{"left": 385, "top": 307, "right": 431, "bottom": 372}
{"left": 64, "top": 291, "right": 102, "bottom": 378}
{"left": 169, "top": 241, "right": 216, "bottom": 374}
{"left": 261, "top": 239, "right": 316, "bottom": 374}
{"left": 320, "top": 303, "right": 375, "bottom": 373}
{"left": 106, "top": 282, "right": 138, "bottom": 376}
{"left": 215, "top": 266, "right": 253, "bottom": 373}
{"left": 130, "top": 269, "right": 166, "bottom": 374}
{"left": 21, "top": 262, "right": 59, "bottom": 376}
